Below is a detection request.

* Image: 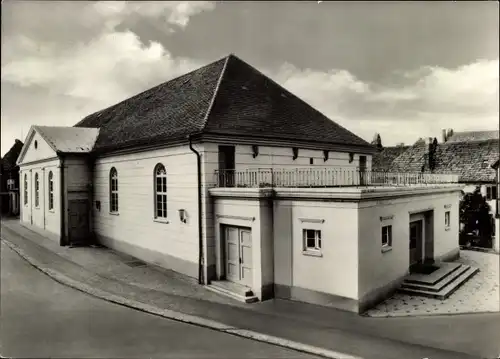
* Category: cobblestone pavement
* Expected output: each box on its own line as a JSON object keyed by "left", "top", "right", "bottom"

{"left": 365, "top": 251, "right": 500, "bottom": 317}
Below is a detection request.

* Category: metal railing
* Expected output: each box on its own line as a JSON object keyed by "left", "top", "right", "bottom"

{"left": 213, "top": 167, "right": 459, "bottom": 188}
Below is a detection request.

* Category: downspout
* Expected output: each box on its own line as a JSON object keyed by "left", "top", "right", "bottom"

{"left": 59, "top": 155, "right": 66, "bottom": 246}
{"left": 188, "top": 135, "right": 204, "bottom": 285}
{"left": 42, "top": 167, "right": 46, "bottom": 229}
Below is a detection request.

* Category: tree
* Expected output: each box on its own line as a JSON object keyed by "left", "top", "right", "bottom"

{"left": 371, "top": 133, "right": 383, "bottom": 150}
{"left": 459, "top": 186, "right": 493, "bottom": 247}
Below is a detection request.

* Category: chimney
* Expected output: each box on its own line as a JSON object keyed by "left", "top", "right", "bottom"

{"left": 442, "top": 129, "right": 447, "bottom": 143}
{"left": 446, "top": 128, "right": 453, "bottom": 141}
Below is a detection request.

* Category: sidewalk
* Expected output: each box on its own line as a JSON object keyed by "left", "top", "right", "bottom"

{"left": 1, "top": 219, "right": 498, "bottom": 359}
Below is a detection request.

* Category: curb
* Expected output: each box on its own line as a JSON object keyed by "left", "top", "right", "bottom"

{"left": 1, "top": 238, "right": 362, "bottom": 359}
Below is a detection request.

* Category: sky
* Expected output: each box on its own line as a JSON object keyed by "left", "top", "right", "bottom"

{"left": 1, "top": 1, "right": 499, "bottom": 156}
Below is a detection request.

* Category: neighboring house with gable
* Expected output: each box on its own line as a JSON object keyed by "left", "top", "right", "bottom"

{"left": 388, "top": 130, "right": 499, "bottom": 213}
{"left": 1, "top": 139, "right": 24, "bottom": 217}
{"left": 17, "top": 54, "right": 467, "bottom": 313}
{"left": 380, "top": 129, "right": 499, "bottom": 251}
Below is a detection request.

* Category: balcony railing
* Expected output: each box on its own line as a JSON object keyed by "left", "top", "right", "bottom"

{"left": 213, "top": 167, "right": 459, "bottom": 188}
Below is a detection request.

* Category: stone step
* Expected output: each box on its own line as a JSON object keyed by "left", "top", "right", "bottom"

{"left": 205, "top": 281, "right": 258, "bottom": 303}
{"left": 404, "top": 262, "right": 462, "bottom": 286}
{"left": 401, "top": 264, "right": 471, "bottom": 293}
{"left": 399, "top": 266, "right": 479, "bottom": 300}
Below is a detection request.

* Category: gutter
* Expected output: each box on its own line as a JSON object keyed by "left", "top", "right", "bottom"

{"left": 59, "top": 155, "right": 66, "bottom": 246}
{"left": 188, "top": 135, "right": 204, "bottom": 285}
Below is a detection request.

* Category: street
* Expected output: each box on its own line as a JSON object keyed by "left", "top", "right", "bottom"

{"left": 0, "top": 242, "right": 318, "bottom": 359}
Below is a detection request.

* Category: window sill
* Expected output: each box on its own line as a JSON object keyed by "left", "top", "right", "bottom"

{"left": 48, "top": 209, "right": 55, "bottom": 213}
{"left": 381, "top": 246, "right": 393, "bottom": 253}
{"left": 302, "top": 250, "right": 322, "bottom": 257}
{"left": 153, "top": 218, "right": 169, "bottom": 224}
{"left": 109, "top": 212, "right": 120, "bottom": 216}
{"left": 445, "top": 227, "right": 451, "bottom": 231}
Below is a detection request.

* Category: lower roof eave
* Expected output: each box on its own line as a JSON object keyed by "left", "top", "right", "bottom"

{"left": 209, "top": 184, "right": 465, "bottom": 201}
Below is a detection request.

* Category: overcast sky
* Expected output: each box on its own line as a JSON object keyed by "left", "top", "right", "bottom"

{"left": 1, "top": 1, "right": 498, "bottom": 156}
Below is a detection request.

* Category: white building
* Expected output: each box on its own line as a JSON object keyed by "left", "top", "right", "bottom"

{"left": 17, "top": 54, "right": 466, "bottom": 313}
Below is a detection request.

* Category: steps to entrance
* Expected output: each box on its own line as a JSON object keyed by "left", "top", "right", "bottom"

{"left": 206, "top": 280, "right": 259, "bottom": 303}
{"left": 399, "top": 263, "right": 479, "bottom": 300}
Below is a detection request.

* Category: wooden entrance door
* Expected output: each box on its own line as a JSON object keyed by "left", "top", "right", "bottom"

{"left": 409, "top": 220, "right": 423, "bottom": 266}
{"left": 68, "top": 199, "right": 89, "bottom": 245}
{"left": 224, "top": 225, "right": 253, "bottom": 287}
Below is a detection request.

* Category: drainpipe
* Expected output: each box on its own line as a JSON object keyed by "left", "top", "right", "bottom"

{"left": 188, "top": 135, "right": 204, "bottom": 285}
{"left": 59, "top": 155, "right": 66, "bottom": 246}
{"left": 42, "top": 167, "right": 46, "bottom": 230}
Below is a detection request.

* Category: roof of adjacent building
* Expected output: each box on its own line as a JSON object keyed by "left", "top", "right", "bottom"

{"left": 34, "top": 126, "right": 100, "bottom": 154}
{"left": 372, "top": 145, "right": 410, "bottom": 171}
{"left": 74, "top": 54, "right": 373, "bottom": 153}
{"left": 0, "top": 139, "right": 24, "bottom": 172}
{"left": 445, "top": 130, "right": 499, "bottom": 143}
{"left": 390, "top": 138, "right": 499, "bottom": 183}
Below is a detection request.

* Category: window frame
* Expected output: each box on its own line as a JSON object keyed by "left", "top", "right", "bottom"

{"left": 23, "top": 174, "right": 28, "bottom": 206}
{"left": 109, "top": 167, "right": 119, "bottom": 214}
{"left": 154, "top": 163, "right": 168, "bottom": 221}
{"left": 445, "top": 210, "right": 451, "bottom": 229}
{"left": 48, "top": 171, "right": 54, "bottom": 211}
{"left": 486, "top": 186, "right": 492, "bottom": 200}
{"left": 381, "top": 224, "right": 392, "bottom": 250}
{"left": 302, "top": 228, "right": 322, "bottom": 255}
{"left": 34, "top": 172, "right": 40, "bottom": 208}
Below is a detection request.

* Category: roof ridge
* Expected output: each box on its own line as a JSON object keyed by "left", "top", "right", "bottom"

{"left": 200, "top": 54, "right": 231, "bottom": 131}
{"left": 74, "top": 55, "right": 231, "bottom": 128}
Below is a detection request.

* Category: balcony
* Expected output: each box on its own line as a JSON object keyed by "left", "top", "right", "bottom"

{"left": 213, "top": 167, "right": 459, "bottom": 188}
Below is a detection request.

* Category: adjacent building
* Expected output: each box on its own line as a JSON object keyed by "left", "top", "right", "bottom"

{"left": 1, "top": 139, "right": 24, "bottom": 217}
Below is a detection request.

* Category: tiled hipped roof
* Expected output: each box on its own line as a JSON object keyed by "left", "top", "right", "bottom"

{"left": 390, "top": 139, "right": 499, "bottom": 183}
{"left": 75, "top": 54, "right": 373, "bottom": 153}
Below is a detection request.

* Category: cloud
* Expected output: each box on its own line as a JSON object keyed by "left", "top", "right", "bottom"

{"left": 1, "top": 0, "right": 497, "bottom": 155}
{"left": 2, "top": 31, "right": 203, "bottom": 105}
{"left": 264, "top": 58, "right": 499, "bottom": 145}
{"left": 92, "top": 1, "right": 216, "bottom": 31}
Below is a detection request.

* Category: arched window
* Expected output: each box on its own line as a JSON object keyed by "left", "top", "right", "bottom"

{"left": 154, "top": 164, "right": 167, "bottom": 219}
{"left": 48, "top": 171, "right": 54, "bottom": 210}
{"left": 23, "top": 174, "right": 28, "bottom": 205}
{"left": 109, "top": 167, "right": 119, "bottom": 213}
{"left": 34, "top": 173, "right": 40, "bottom": 207}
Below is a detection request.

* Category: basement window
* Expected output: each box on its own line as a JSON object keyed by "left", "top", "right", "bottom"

{"left": 303, "top": 229, "right": 322, "bottom": 256}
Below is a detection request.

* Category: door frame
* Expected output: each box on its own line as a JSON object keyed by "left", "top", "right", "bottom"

{"left": 221, "top": 224, "right": 252, "bottom": 286}
{"left": 67, "top": 198, "right": 90, "bottom": 246}
{"left": 409, "top": 219, "right": 424, "bottom": 267}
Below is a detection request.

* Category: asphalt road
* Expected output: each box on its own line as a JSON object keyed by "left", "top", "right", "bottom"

{"left": 0, "top": 242, "right": 319, "bottom": 359}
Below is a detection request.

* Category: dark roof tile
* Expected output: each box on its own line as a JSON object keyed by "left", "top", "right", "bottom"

{"left": 75, "top": 54, "right": 372, "bottom": 153}
{"left": 372, "top": 146, "right": 411, "bottom": 171}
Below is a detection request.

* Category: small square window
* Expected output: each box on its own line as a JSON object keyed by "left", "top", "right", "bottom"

{"left": 381, "top": 225, "right": 392, "bottom": 247}
{"left": 303, "top": 229, "right": 321, "bottom": 253}
{"left": 445, "top": 211, "right": 450, "bottom": 228}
